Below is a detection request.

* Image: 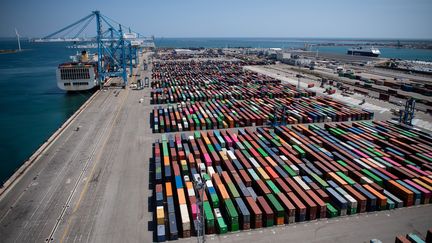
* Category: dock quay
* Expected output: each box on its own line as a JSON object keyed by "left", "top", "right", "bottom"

{"left": 1, "top": 50, "right": 431, "bottom": 243}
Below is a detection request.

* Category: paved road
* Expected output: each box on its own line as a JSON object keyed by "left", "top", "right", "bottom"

{"left": 179, "top": 205, "right": 432, "bottom": 243}
{"left": 0, "top": 53, "right": 155, "bottom": 243}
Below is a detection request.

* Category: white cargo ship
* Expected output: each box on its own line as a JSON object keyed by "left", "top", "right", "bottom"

{"left": 347, "top": 47, "right": 381, "bottom": 57}
{"left": 56, "top": 50, "right": 98, "bottom": 91}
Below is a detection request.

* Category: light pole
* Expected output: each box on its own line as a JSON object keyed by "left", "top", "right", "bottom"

{"left": 297, "top": 77, "right": 301, "bottom": 91}
{"left": 194, "top": 180, "right": 206, "bottom": 243}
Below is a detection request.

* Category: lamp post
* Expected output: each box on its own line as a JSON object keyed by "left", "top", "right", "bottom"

{"left": 194, "top": 180, "right": 206, "bottom": 243}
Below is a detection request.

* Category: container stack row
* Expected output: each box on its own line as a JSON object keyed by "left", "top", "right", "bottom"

{"left": 151, "top": 96, "right": 373, "bottom": 133}
{"left": 395, "top": 227, "right": 432, "bottom": 243}
{"left": 153, "top": 121, "right": 432, "bottom": 241}
{"left": 150, "top": 60, "right": 314, "bottom": 104}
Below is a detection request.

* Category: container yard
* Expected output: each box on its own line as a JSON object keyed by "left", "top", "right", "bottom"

{"left": 151, "top": 119, "right": 432, "bottom": 241}
{"left": 151, "top": 97, "right": 373, "bottom": 133}
{"left": 150, "top": 60, "right": 309, "bottom": 105}
{"left": 150, "top": 58, "right": 373, "bottom": 133}
{"left": 0, "top": 49, "right": 431, "bottom": 243}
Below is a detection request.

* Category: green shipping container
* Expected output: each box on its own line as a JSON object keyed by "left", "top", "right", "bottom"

{"left": 227, "top": 183, "right": 240, "bottom": 199}
{"left": 266, "top": 194, "right": 284, "bottom": 219}
{"left": 204, "top": 201, "right": 215, "bottom": 229}
{"left": 361, "top": 169, "right": 383, "bottom": 187}
{"left": 292, "top": 145, "right": 305, "bottom": 158}
{"left": 283, "top": 165, "right": 297, "bottom": 177}
{"left": 326, "top": 203, "right": 338, "bottom": 218}
{"left": 216, "top": 216, "right": 228, "bottom": 234}
{"left": 257, "top": 148, "right": 268, "bottom": 157}
{"left": 336, "top": 171, "right": 356, "bottom": 186}
{"left": 194, "top": 131, "right": 201, "bottom": 139}
{"left": 224, "top": 199, "right": 239, "bottom": 232}
{"left": 266, "top": 180, "right": 281, "bottom": 194}
{"left": 311, "top": 173, "right": 329, "bottom": 188}
{"left": 210, "top": 192, "right": 220, "bottom": 208}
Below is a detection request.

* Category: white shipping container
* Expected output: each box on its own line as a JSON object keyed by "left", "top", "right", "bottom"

{"left": 290, "top": 137, "right": 302, "bottom": 145}
{"left": 180, "top": 204, "right": 191, "bottom": 231}
{"left": 249, "top": 158, "right": 261, "bottom": 168}
{"left": 199, "top": 163, "right": 206, "bottom": 175}
{"left": 354, "top": 159, "right": 371, "bottom": 170}
{"left": 340, "top": 142, "right": 354, "bottom": 151}
{"left": 206, "top": 180, "right": 214, "bottom": 189}
{"left": 293, "top": 176, "right": 310, "bottom": 190}
{"left": 336, "top": 188, "right": 358, "bottom": 210}
{"left": 214, "top": 208, "right": 222, "bottom": 218}
{"left": 367, "top": 158, "right": 386, "bottom": 169}
{"left": 227, "top": 150, "right": 237, "bottom": 161}
{"left": 360, "top": 176, "right": 374, "bottom": 184}
{"left": 290, "top": 164, "right": 300, "bottom": 174}
{"left": 207, "top": 166, "right": 216, "bottom": 177}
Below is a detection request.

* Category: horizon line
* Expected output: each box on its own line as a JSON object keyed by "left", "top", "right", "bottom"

{"left": 1, "top": 36, "right": 432, "bottom": 41}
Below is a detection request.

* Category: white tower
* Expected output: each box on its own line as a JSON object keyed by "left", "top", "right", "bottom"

{"left": 15, "top": 28, "right": 21, "bottom": 52}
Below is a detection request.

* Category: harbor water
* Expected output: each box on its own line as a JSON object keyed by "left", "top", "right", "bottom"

{"left": 0, "top": 40, "right": 92, "bottom": 184}
{"left": 155, "top": 38, "right": 432, "bottom": 62}
{"left": 0, "top": 37, "right": 431, "bottom": 184}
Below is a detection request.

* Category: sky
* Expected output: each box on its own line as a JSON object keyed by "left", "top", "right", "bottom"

{"left": 1, "top": 0, "right": 432, "bottom": 39}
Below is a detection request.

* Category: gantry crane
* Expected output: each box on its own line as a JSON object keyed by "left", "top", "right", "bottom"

{"left": 399, "top": 98, "right": 416, "bottom": 126}
{"left": 34, "top": 10, "right": 154, "bottom": 88}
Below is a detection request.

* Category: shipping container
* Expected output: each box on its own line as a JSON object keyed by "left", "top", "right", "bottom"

{"left": 214, "top": 208, "right": 228, "bottom": 234}
{"left": 203, "top": 201, "right": 215, "bottom": 234}
{"left": 168, "top": 212, "right": 178, "bottom": 240}
{"left": 234, "top": 197, "right": 251, "bottom": 230}
{"left": 152, "top": 120, "right": 432, "bottom": 236}
{"left": 326, "top": 203, "right": 338, "bottom": 218}
{"left": 223, "top": 199, "right": 239, "bottom": 231}
{"left": 245, "top": 196, "right": 263, "bottom": 228}
{"left": 257, "top": 196, "right": 274, "bottom": 227}
{"left": 157, "top": 225, "right": 166, "bottom": 242}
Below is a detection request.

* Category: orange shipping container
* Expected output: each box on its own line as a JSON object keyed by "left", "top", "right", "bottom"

{"left": 178, "top": 188, "right": 186, "bottom": 205}
{"left": 328, "top": 172, "right": 348, "bottom": 187}
{"left": 387, "top": 180, "right": 414, "bottom": 207}
{"left": 164, "top": 156, "right": 170, "bottom": 166}
{"left": 363, "top": 184, "right": 387, "bottom": 209}
{"left": 165, "top": 182, "right": 173, "bottom": 197}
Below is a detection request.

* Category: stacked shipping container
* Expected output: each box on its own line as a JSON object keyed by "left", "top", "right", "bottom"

{"left": 152, "top": 97, "right": 373, "bottom": 133}
{"left": 153, "top": 121, "right": 432, "bottom": 241}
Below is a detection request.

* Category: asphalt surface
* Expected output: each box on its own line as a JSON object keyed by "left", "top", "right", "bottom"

{"left": 0, "top": 53, "right": 431, "bottom": 243}
{"left": 181, "top": 205, "right": 432, "bottom": 243}
{"left": 0, "top": 53, "right": 155, "bottom": 243}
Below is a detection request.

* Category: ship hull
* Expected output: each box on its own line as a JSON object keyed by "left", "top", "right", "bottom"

{"left": 347, "top": 50, "right": 380, "bottom": 57}
{"left": 56, "top": 63, "right": 98, "bottom": 92}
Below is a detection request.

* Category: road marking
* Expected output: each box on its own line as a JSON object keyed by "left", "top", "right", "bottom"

{"left": 66, "top": 179, "right": 71, "bottom": 184}
{"left": 0, "top": 125, "right": 79, "bottom": 224}
{"left": 57, "top": 88, "right": 130, "bottom": 243}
